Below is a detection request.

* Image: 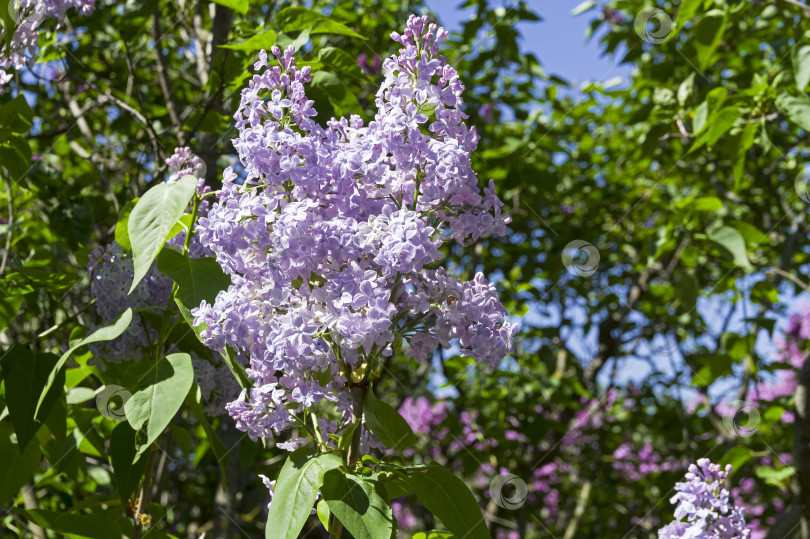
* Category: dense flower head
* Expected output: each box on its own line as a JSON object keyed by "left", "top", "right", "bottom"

{"left": 658, "top": 459, "right": 750, "bottom": 538}
{"left": 192, "top": 15, "right": 517, "bottom": 450}
{"left": 0, "top": 0, "right": 95, "bottom": 87}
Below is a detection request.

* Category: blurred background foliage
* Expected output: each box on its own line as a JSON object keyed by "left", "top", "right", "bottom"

{"left": 2, "top": 0, "right": 810, "bottom": 537}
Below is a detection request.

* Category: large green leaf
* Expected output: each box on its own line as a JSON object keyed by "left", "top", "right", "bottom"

{"left": 363, "top": 388, "right": 416, "bottom": 450}
{"left": 221, "top": 29, "right": 277, "bottom": 51}
{"left": 0, "top": 423, "right": 42, "bottom": 505}
{"left": 127, "top": 175, "right": 197, "bottom": 293}
{"left": 211, "top": 0, "right": 248, "bottom": 14}
{"left": 793, "top": 42, "right": 810, "bottom": 91}
{"left": 321, "top": 470, "right": 394, "bottom": 539}
{"left": 35, "top": 308, "right": 133, "bottom": 418}
{"left": 276, "top": 7, "right": 365, "bottom": 39}
{"left": 0, "top": 346, "right": 64, "bottom": 450}
{"left": 410, "top": 464, "right": 491, "bottom": 539}
{"left": 708, "top": 226, "right": 752, "bottom": 271}
{"left": 110, "top": 422, "right": 150, "bottom": 504}
{"left": 674, "top": 0, "right": 702, "bottom": 34}
{"left": 694, "top": 10, "right": 727, "bottom": 70}
{"left": 20, "top": 508, "right": 123, "bottom": 539}
{"left": 156, "top": 248, "right": 231, "bottom": 308}
{"left": 124, "top": 353, "right": 194, "bottom": 460}
{"left": 776, "top": 92, "right": 810, "bottom": 131}
{"left": 265, "top": 447, "right": 342, "bottom": 539}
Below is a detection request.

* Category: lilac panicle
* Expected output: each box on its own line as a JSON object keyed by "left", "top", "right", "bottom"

{"left": 658, "top": 459, "right": 751, "bottom": 538}
{"left": 192, "top": 15, "right": 518, "bottom": 451}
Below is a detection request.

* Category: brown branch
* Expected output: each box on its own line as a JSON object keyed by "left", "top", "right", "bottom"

{"left": 152, "top": 5, "right": 187, "bottom": 146}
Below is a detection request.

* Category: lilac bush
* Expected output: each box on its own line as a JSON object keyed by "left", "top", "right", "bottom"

{"left": 192, "top": 15, "right": 517, "bottom": 451}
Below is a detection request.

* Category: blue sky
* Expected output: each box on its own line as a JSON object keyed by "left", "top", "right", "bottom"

{"left": 426, "top": 0, "right": 634, "bottom": 87}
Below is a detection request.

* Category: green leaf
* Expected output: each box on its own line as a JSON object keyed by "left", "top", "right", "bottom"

{"left": 755, "top": 465, "right": 795, "bottom": 488}
{"left": 0, "top": 94, "right": 33, "bottom": 134}
{"left": 694, "top": 10, "right": 727, "bottom": 70}
{"left": 690, "top": 106, "right": 741, "bottom": 151}
{"left": 382, "top": 474, "right": 412, "bottom": 502}
{"left": 265, "top": 447, "right": 342, "bottom": 539}
{"left": 115, "top": 198, "right": 138, "bottom": 251}
{"left": 0, "top": 347, "right": 64, "bottom": 450}
{"left": 317, "top": 498, "right": 331, "bottom": 533}
{"left": 127, "top": 175, "right": 197, "bottom": 293}
{"left": 363, "top": 389, "right": 417, "bottom": 449}
{"left": 674, "top": 0, "right": 702, "bottom": 34}
{"left": 0, "top": 423, "right": 42, "bottom": 505}
{"left": 35, "top": 308, "right": 133, "bottom": 418}
{"left": 220, "top": 344, "right": 251, "bottom": 389}
{"left": 793, "top": 43, "right": 810, "bottom": 91}
{"left": 321, "top": 470, "right": 394, "bottom": 539}
{"left": 776, "top": 92, "right": 810, "bottom": 131}
{"left": 708, "top": 226, "right": 752, "bottom": 271}
{"left": 19, "top": 508, "right": 123, "bottom": 539}
{"left": 410, "top": 463, "right": 491, "bottom": 539}
{"left": 124, "top": 353, "right": 194, "bottom": 460}
{"left": 110, "top": 422, "right": 150, "bottom": 504}
{"left": 276, "top": 7, "right": 365, "bottom": 39}
{"left": 0, "top": 274, "right": 30, "bottom": 331}
{"left": 221, "top": 29, "right": 277, "bottom": 51}
{"left": 720, "top": 446, "right": 753, "bottom": 474}
{"left": 211, "top": 0, "right": 248, "bottom": 15}
{"left": 156, "top": 248, "right": 231, "bottom": 308}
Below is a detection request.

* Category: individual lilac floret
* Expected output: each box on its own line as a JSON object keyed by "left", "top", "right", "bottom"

{"left": 192, "top": 15, "right": 517, "bottom": 452}
{"left": 658, "top": 459, "right": 751, "bottom": 538}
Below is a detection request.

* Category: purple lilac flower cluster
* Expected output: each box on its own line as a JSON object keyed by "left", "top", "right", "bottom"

{"left": 192, "top": 16, "right": 517, "bottom": 450}
{"left": 658, "top": 459, "right": 750, "bottom": 538}
{"left": 0, "top": 0, "right": 94, "bottom": 87}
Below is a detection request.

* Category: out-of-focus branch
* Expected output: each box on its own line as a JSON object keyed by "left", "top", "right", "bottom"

{"left": 152, "top": 5, "right": 187, "bottom": 146}
{"left": 563, "top": 479, "right": 592, "bottom": 539}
